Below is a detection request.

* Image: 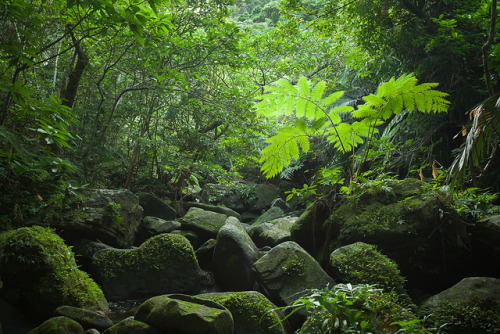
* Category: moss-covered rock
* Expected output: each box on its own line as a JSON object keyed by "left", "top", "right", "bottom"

{"left": 181, "top": 207, "right": 228, "bottom": 243}
{"left": 419, "top": 277, "right": 500, "bottom": 333}
{"left": 54, "top": 305, "right": 113, "bottom": 331}
{"left": 332, "top": 178, "right": 471, "bottom": 291}
{"left": 198, "top": 291, "right": 286, "bottom": 334}
{"left": 329, "top": 242, "right": 411, "bottom": 305}
{"left": 103, "top": 317, "right": 162, "bottom": 334}
{"left": 41, "top": 188, "right": 143, "bottom": 248}
{"left": 213, "top": 217, "right": 259, "bottom": 291}
{"left": 0, "top": 226, "right": 108, "bottom": 318}
{"left": 27, "top": 316, "right": 84, "bottom": 334}
{"left": 249, "top": 216, "right": 296, "bottom": 248}
{"left": 92, "top": 233, "right": 203, "bottom": 301}
{"left": 252, "top": 241, "right": 335, "bottom": 306}
{"left": 134, "top": 294, "right": 233, "bottom": 334}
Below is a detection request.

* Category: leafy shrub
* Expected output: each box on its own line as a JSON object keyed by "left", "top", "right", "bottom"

{"left": 278, "top": 284, "right": 429, "bottom": 334}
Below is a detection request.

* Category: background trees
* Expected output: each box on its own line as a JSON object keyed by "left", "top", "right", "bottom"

{"left": 1, "top": 0, "right": 498, "bottom": 228}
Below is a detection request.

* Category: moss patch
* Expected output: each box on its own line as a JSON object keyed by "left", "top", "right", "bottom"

{"left": 0, "top": 226, "right": 108, "bottom": 317}
{"left": 199, "top": 291, "right": 285, "bottom": 333}
{"left": 93, "top": 233, "right": 197, "bottom": 280}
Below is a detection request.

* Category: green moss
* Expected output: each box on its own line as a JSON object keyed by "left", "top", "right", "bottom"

{"left": 282, "top": 255, "right": 305, "bottom": 277}
{"left": 330, "top": 242, "right": 414, "bottom": 307}
{"left": 93, "top": 233, "right": 198, "bottom": 280}
{"left": 0, "top": 226, "right": 107, "bottom": 316}
{"left": 200, "top": 292, "right": 284, "bottom": 332}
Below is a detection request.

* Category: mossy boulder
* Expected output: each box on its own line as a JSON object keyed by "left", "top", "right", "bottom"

{"left": 420, "top": 277, "right": 500, "bottom": 333}
{"left": 0, "top": 226, "right": 108, "bottom": 319}
{"left": 198, "top": 291, "right": 286, "bottom": 334}
{"left": 213, "top": 217, "right": 259, "bottom": 291}
{"left": 27, "top": 316, "right": 84, "bottom": 334}
{"left": 181, "top": 207, "right": 228, "bottom": 244}
{"left": 39, "top": 188, "right": 143, "bottom": 248}
{"left": 103, "top": 317, "right": 162, "bottom": 334}
{"left": 134, "top": 294, "right": 233, "bottom": 334}
{"left": 92, "top": 233, "right": 203, "bottom": 301}
{"left": 253, "top": 207, "right": 286, "bottom": 225}
{"left": 252, "top": 241, "right": 335, "bottom": 306}
{"left": 54, "top": 305, "right": 113, "bottom": 331}
{"left": 249, "top": 216, "right": 297, "bottom": 248}
{"left": 332, "top": 178, "right": 471, "bottom": 291}
{"left": 329, "top": 242, "right": 409, "bottom": 302}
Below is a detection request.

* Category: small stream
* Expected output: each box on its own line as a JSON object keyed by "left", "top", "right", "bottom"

{"left": 107, "top": 299, "right": 145, "bottom": 323}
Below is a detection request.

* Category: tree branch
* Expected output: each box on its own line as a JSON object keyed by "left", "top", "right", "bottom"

{"left": 483, "top": 0, "right": 497, "bottom": 97}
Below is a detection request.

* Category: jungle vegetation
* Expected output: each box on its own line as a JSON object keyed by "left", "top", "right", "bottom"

{"left": 1, "top": 0, "right": 499, "bottom": 228}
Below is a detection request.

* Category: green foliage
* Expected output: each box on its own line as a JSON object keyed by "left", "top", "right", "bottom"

{"left": 448, "top": 93, "right": 500, "bottom": 190}
{"left": 255, "top": 74, "right": 449, "bottom": 179}
{"left": 277, "top": 284, "right": 428, "bottom": 334}
{"left": 421, "top": 301, "right": 500, "bottom": 334}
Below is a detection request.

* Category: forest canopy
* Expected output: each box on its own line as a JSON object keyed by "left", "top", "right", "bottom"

{"left": 1, "top": 0, "right": 499, "bottom": 227}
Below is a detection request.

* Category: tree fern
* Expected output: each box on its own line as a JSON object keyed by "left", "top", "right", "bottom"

{"left": 255, "top": 74, "right": 449, "bottom": 179}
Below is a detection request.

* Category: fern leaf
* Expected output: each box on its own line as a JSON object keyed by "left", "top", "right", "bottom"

{"left": 276, "top": 79, "right": 297, "bottom": 94}
{"left": 296, "top": 97, "right": 307, "bottom": 118}
{"left": 402, "top": 94, "right": 415, "bottom": 112}
{"left": 362, "top": 94, "right": 386, "bottom": 108}
{"left": 260, "top": 126, "right": 310, "bottom": 178}
{"left": 320, "top": 91, "right": 345, "bottom": 108}
{"left": 297, "top": 76, "right": 310, "bottom": 97}
{"left": 311, "top": 81, "right": 326, "bottom": 102}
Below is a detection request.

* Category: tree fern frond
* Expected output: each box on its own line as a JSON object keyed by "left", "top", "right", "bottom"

{"left": 260, "top": 126, "right": 310, "bottom": 178}
{"left": 320, "top": 91, "right": 345, "bottom": 108}
{"left": 311, "top": 81, "right": 326, "bottom": 102}
{"left": 276, "top": 78, "right": 297, "bottom": 93}
{"left": 297, "top": 76, "right": 310, "bottom": 97}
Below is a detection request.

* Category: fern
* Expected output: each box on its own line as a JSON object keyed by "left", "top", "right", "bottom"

{"left": 255, "top": 74, "right": 449, "bottom": 179}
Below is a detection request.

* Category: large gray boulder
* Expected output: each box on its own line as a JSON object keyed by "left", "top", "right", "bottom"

{"left": 420, "top": 277, "right": 500, "bottom": 333}
{"left": 134, "top": 294, "right": 233, "bottom": 334}
{"left": 249, "top": 216, "right": 297, "bottom": 248}
{"left": 137, "top": 192, "right": 177, "bottom": 220}
{"left": 212, "top": 217, "right": 260, "bottom": 291}
{"left": 181, "top": 207, "right": 228, "bottom": 243}
{"left": 40, "top": 188, "right": 143, "bottom": 248}
{"left": 0, "top": 226, "right": 108, "bottom": 318}
{"left": 184, "top": 202, "right": 242, "bottom": 221}
{"left": 252, "top": 241, "right": 335, "bottom": 306}
{"left": 200, "top": 183, "right": 280, "bottom": 214}
{"left": 92, "top": 233, "right": 204, "bottom": 301}
{"left": 135, "top": 216, "right": 181, "bottom": 245}
{"left": 198, "top": 291, "right": 287, "bottom": 334}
